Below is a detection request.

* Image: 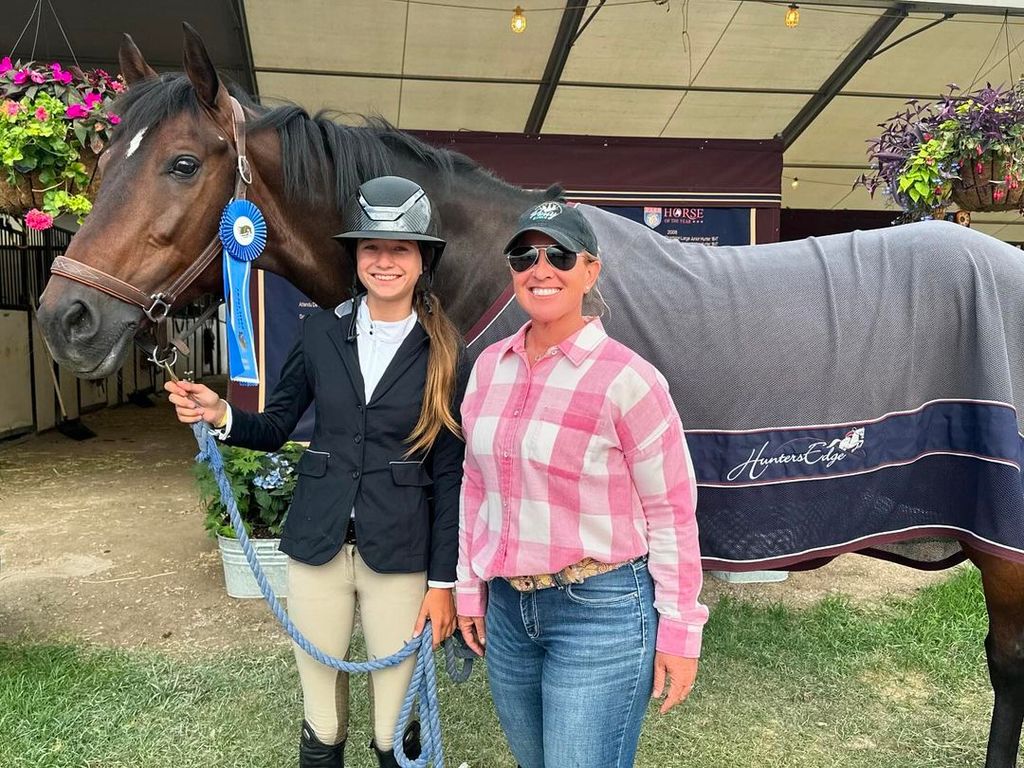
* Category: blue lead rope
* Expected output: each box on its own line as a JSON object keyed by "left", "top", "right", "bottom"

{"left": 192, "top": 423, "right": 473, "bottom": 768}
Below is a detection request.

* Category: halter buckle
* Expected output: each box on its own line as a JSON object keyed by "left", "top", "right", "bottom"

{"left": 145, "top": 295, "right": 171, "bottom": 323}
{"left": 146, "top": 344, "right": 178, "bottom": 369}
{"left": 237, "top": 154, "right": 252, "bottom": 185}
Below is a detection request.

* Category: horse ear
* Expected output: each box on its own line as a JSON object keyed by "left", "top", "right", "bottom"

{"left": 119, "top": 34, "right": 158, "bottom": 85}
{"left": 182, "top": 22, "right": 224, "bottom": 111}
{"left": 543, "top": 184, "right": 565, "bottom": 202}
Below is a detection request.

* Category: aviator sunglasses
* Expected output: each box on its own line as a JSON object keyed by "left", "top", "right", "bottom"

{"left": 505, "top": 244, "right": 581, "bottom": 273}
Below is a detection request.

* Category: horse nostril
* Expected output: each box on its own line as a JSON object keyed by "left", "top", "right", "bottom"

{"left": 62, "top": 300, "right": 97, "bottom": 341}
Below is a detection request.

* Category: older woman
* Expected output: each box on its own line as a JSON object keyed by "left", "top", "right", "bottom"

{"left": 456, "top": 201, "right": 708, "bottom": 767}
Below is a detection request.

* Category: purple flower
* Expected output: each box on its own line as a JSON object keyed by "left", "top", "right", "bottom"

{"left": 107, "top": 113, "right": 121, "bottom": 125}
{"left": 50, "top": 62, "right": 73, "bottom": 84}
{"left": 84, "top": 91, "right": 102, "bottom": 109}
{"left": 0, "top": 57, "right": 12, "bottom": 76}
{"left": 14, "top": 68, "right": 44, "bottom": 85}
{"left": 65, "top": 103, "right": 89, "bottom": 119}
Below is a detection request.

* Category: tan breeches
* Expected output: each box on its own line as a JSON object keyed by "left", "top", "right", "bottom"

{"left": 287, "top": 545, "right": 427, "bottom": 748}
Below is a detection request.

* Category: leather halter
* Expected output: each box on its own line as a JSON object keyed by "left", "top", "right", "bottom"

{"left": 49, "top": 97, "right": 252, "bottom": 358}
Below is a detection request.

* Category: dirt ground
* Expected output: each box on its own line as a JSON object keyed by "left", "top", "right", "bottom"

{"left": 0, "top": 393, "right": 962, "bottom": 655}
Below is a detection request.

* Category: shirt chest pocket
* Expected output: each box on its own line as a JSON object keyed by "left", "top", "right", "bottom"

{"left": 523, "top": 405, "right": 606, "bottom": 474}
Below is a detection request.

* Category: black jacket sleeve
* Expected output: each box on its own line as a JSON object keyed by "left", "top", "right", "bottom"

{"left": 424, "top": 348, "right": 470, "bottom": 583}
{"left": 225, "top": 334, "right": 313, "bottom": 452}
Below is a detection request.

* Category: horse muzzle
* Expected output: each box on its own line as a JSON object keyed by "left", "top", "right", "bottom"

{"left": 37, "top": 278, "right": 142, "bottom": 378}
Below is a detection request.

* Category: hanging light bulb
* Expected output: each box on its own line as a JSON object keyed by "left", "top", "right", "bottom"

{"left": 511, "top": 5, "right": 527, "bottom": 34}
{"left": 791, "top": 177, "right": 800, "bottom": 189}
{"left": 785, "top": 4, "right": 800, "bottom": 28}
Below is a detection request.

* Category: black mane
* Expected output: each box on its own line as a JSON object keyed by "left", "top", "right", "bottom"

{"left": 111, "top": 73, "right": 533, "bottom": 209}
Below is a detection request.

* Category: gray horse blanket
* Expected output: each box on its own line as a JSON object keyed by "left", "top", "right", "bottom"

{"left": 468, "top": 208, "right": 1024, "bottom": 571}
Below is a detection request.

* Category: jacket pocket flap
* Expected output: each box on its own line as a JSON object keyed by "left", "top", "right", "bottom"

{"left": 390, "top": 461, "right": 431, "bottom": 487}
{"left": 296, "top": 450, "right": 328, "bottom": 477}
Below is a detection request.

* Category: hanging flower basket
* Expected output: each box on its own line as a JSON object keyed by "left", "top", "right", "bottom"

{"left": 951, "top": 153, "right": 1024, "bottom": 212}
{"left": 0, "top": 56, "right": 123, "bottom": 229}
{"left": 0, "top": 149, "right": 101, "bottom": 216}
{"left": 857, "top": 81, "right": 1024, "bottom": 220}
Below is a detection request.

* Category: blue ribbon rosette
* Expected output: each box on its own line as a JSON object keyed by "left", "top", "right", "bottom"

{"left": 219, "top": 199, "right": 266, "bottom": 386}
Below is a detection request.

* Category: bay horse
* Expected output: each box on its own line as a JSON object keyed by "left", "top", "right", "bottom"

{"left": 36, "top": 26, "right": 1024, "bottom": 767}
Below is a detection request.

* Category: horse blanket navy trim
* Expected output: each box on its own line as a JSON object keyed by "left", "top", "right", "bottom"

{"left": 468, "top": 210, "right": 1024, "bottom": 571}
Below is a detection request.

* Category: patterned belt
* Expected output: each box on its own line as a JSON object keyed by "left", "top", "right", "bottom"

{"left": 505, "top": 557, "right": 631, "bottom": 593}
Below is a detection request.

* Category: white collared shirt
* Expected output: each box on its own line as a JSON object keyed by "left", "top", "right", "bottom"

{"left": 355, "top": 299, "right": 418, "bottom": 401}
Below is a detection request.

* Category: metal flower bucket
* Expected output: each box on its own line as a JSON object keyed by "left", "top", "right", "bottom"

{"left": 217, "top": 534, "right": 289, "bottom": 599}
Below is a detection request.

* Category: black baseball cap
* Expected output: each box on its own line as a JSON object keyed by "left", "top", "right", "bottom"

{"left": 503, "top": 201, "right": 600, "bottom": 257}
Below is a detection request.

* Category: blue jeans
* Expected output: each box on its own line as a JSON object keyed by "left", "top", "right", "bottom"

{"left": 485, "top": 559, "right": 657, "bottom": 768}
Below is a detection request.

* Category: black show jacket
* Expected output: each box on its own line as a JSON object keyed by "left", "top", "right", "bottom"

{"left": 226, "top": 299, "right": 466, "bottom": 581}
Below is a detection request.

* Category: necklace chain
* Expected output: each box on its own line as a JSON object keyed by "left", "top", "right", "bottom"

{"left": 527, "top": 330, "right": 550, "bottom": 362}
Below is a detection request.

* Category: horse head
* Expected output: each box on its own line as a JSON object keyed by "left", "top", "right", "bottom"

{"left": 37, "top": 25, "right": 245, "bottom": 378}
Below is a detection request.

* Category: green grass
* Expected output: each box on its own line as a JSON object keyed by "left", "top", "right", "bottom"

{"left": 0, "top": 569, "right": 994, "bottom": 768}
{"left": 658, "top": 569, "right": 991, "bottom": 768}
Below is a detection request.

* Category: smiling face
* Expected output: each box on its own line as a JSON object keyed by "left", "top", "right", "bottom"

{"left": 510, "top": 230, "right": 601, "bottom": 333}
{"left": 355, "top": 238, "right": 424, "bottom": 317}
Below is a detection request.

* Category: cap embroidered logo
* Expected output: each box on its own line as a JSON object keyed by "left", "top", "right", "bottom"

{"left": 529, "top": 201, "right": 563, "bottom": 221}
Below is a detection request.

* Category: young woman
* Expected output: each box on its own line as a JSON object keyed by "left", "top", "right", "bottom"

{"left": 456, "top": 202, "right": 708, "bottom": 768}
{"left": 166, "top": 176, "right": 465, "bottom": 768}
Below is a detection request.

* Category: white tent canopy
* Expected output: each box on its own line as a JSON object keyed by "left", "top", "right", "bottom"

{"left": 6, "top": 0, "right": 1024, "bottom": 239}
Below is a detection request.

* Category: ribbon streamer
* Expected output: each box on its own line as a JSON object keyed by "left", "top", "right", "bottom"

{"left": 219, "top": 200, "right": 266, "bottom": 386}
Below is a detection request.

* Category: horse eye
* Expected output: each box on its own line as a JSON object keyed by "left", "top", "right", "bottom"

{"left": 171, "top": 156, "right": 200, "bottom": 177}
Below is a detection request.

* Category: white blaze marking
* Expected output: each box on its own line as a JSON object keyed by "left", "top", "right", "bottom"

{"left": 126, "top": 127, "right": 148, "bottom": 159}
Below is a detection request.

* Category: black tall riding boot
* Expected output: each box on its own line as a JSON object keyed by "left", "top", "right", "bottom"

{"left": 371, "top": 720, "right": 421, "bottom": 767}
{"left": 299, "top": 720, "right": 345, "bottom": 767}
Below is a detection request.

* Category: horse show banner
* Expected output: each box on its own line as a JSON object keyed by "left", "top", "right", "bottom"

{"left": 610, "top": 205, "right": 751, "bottom": 246}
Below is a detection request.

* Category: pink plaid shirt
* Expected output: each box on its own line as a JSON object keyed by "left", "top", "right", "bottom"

{"left": 456, "top": 318, "right": 708, "bottom": 657}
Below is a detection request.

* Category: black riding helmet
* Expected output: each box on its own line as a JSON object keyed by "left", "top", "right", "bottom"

{"left": 332, "top": 176, "right": 446, "bottom": 276}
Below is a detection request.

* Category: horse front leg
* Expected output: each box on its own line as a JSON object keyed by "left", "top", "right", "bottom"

{"left": 965, "top": 544, "right": 1024, "bottom": 768}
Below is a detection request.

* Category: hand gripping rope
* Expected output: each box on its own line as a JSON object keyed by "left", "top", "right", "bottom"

{"left": 192, "top": 423, "right": 474, "bottom": 768}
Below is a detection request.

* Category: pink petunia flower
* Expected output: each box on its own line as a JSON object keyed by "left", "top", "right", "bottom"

{"left": 4, "top": 100, "right": 19, "bottom": 117}
{"left": 84, "top": 91, "right": 102, "bottom": 109}
{"left": 110, "top": 80, "right": 125, "bottom": 93}
{"left": 0, "top": 57, "right": 12, "bottom": 75}
{"left": 13, "top": 69, "right": 28, "bottom": 85}
{"left": 107, "top": 113, "right": 121, "bottom": 125}
{"left": 34, "top": 106, "right": 48, "bottom": 121}
{"left": 29, "top": 70, "right": 44, "bottom": 84}
{"left": 25, "top": 209, "right": 54, "bottom": 231}
{"left": 65, "top": 103, "right": 89, "bottom": 119}
{"left": 50, "top": 63, "right": 73, "bottom": 84}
